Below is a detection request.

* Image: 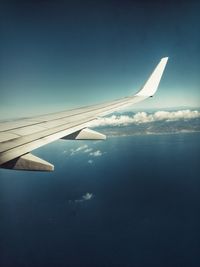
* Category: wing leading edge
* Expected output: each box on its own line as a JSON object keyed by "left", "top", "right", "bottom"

{"left": 0, "top": 57, "right": 168, "bottom": 171}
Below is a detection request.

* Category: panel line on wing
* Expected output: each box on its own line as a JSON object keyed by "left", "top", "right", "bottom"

{"left": 0, "top": 97, "right": 130, "bottom": 132}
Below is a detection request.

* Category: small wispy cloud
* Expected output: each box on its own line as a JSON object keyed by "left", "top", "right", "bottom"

{"left": 69, "top": 193, "right": 94, "bottom": 203}
{"left": 84, "top": 148, "right": 93, "bottom": 153}
{"left": 82, "top": 193, "right": 93, "bottom": 201}
{"left": 70, "top": 144, "right": 88, "bottom": 155}
{"left": 89, "top": 110, "right": 200, "bottom": 127}
{"left": 89, "top": 150, "right": 102, "bottom": 157}
{"left": 69, "top": 143, "right": 104, "bottom": 160}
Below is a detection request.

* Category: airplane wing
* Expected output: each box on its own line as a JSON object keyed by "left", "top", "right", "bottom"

{"left": 0, "top": 57, "right": 168, "bottom": 171}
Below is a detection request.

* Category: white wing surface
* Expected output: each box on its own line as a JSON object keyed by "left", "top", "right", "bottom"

{"left": 0, "top": 57, "right": 168, "bottom": 171}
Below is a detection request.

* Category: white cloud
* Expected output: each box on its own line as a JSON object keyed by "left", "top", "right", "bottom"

{"left": 84, "top": 148, "right": 93, "bottom": 153}
{"left": 89, "top": 110, "right": 200, "bottom": 127}
{"left": 74, "top": 144, "right": 88, "bottom": 151}
{"left": 153, "top": 110, "right": 200, "bottom": 121}
{"left": 69, "top": 145, "right": 104, "bottom": 163}
{"left": 70, "top": 144, "right": 88, "bottom": 155}
{"left": 72, "top": 192, "right": 94, "bottom": 203}
{"left": 89, "top": 150, "right": 102, "bottom": 157}
{"left": 82, "top": 193, "right": 93, "bottom": 200}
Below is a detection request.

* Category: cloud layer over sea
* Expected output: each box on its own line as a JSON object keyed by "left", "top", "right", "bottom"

{"left": 89, "top": 109, "right": 200, "bottom": 136}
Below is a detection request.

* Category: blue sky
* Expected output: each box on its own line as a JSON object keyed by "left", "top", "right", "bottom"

{"left": 0, "top": 0, "right": 200, "bottom": 119}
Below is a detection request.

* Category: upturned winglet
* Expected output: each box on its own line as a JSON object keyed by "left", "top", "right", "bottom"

{"left": 135, "top": 57, "right": 168, "bottom": 97}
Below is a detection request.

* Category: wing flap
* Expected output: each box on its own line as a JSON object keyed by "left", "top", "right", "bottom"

{"left": 62, "top": 128, "right": 106, "bottom": 140}
{"left": 1, "top": 153, "right": 54, "bottom": 172}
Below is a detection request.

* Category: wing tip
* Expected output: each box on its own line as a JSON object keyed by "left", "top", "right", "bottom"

{"left": 135, "top": 56, "right": 169, "bottom": 98}
{"left": 161, "top": 56, "right": 169, "bottom": 60}
{"left": 161, "top": 57, "right": 169, "bottom": 64}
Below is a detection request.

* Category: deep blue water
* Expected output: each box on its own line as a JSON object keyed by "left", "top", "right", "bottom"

{"left": 0, "top": 133, "right": 200, "bottom": 267}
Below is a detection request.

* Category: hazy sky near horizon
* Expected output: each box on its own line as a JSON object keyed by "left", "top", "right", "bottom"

{"left": 0, "top": 0, "right": 200, "bottom": 119}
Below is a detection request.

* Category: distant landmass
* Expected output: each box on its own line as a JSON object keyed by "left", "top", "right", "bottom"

{"left": 90, "top": 109, "right": 200, "bottom": 137}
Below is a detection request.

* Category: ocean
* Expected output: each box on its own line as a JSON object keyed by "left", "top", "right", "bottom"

{"left": 0, "top": 132, "right": 200, "bottom": 267}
